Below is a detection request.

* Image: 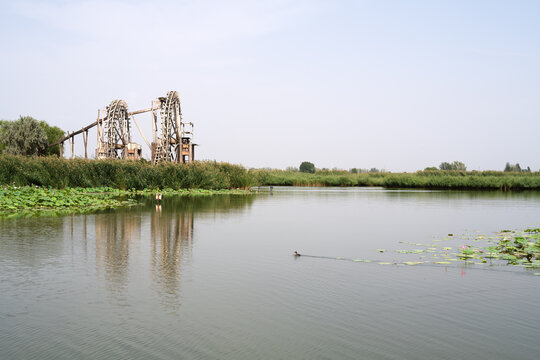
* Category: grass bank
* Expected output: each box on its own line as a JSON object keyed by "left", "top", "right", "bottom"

{"left": 2, "top": 156, "right": 540, "bottom": 191}
{"left": 250, "top": 169, "right": 540, "bottom": 190}
{"left": 0, "top": 155, "right": 253, "bottom": 189}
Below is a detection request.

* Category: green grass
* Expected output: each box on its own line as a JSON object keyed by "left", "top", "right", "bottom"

{"left": 0, "top": 155, "right": 253, "bottom": 190}
{"left": 2, "top": 155, "right": 540, "bottom": 191}
{"left": 249, "top": 169, "right": 540, "bottom": 190}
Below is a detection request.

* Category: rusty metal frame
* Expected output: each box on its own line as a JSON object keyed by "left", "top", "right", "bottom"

{"left": 49, "top": 90, "right": 196, "bottom": 164}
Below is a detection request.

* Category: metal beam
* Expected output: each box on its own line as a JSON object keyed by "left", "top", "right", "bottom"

{"left": 48, "top": 106, "right": 158, "bottom": 148}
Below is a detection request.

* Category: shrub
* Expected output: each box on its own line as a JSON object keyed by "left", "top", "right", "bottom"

{"left": 0, "top": 117, "right": 48, "bottom": 156}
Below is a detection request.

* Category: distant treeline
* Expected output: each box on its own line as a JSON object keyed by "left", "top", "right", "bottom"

{"left": 1, "top": 156, "right": 540, "bottom": 191}
{"left": 251, "top": 168, "right": 540, "bottom": 190}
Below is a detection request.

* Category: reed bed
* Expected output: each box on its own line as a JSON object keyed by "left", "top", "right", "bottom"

{"left": 0, "top": 155, "right": 253, "bottom": 190}
{"left": 1, "top": 156, "right": 539, "bottom": 191}
{"left": 249, "top": 169, "right": 540, "bottom": 190}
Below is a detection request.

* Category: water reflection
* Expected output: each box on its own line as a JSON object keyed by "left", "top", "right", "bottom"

{"left": 147, "top": 195, "right": 256, "bottom": 308}
{"left": 0, "top": 216, "right": 66, "bottom": 268}
{"left": 94, "top": 210, "right": 141, "bottom": 301}
{"left": 3, "top": 190, "right": 540, "bottom": 360}
{"left": 91, "top": 194, "right": 256, "bottom": 307}
{"left": 150, "top": 203, "right": 193, "bottom": 308}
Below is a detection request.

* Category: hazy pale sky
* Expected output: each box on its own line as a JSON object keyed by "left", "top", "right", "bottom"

{"left": 1, "top": 0, "right": 539, "bottom": 171}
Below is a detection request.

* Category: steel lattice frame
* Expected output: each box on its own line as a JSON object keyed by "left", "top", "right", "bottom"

{"left": 96, "top": 100, "right": 131, "bottom": 159}
{"left": 152, "top": 91, "right": 182, "bottom": 164}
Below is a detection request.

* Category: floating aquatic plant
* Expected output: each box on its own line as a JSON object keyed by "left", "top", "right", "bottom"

{"left": 0, "top": 184, "right": 251, "bottom": 218}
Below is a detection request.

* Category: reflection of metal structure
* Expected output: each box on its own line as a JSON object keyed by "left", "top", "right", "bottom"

{"left": 95, "top": 100, "right": 142, "bottom": 160}
{"left": 151, "top": 206, "right": 194, "bottom": 306}
{"left": 151, "top": 91, "right": 195, "bottom": 165}
{"left": 94, "top": 211, "right": 140, "bottom": 294}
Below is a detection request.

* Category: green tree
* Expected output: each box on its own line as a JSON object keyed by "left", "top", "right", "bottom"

{"left": 504, "top": 162, "right": 526, "bottom": 172}
{"left": 0, "top": 116, "right": 49, "bottom": 156}
{"left": 439, "top": 161, "right": 466, "bottom": 171}
{"left": 39, "top": 120, "right": 65, "bottom": 156}
{"left": 299, "top": 161, "right": 315, "bottom": 174}
{"left": 0, "top": 120, "right": 9, "bottom": 154}
{"left": 451, "top": 161, "right": 467, "bottom": 171}
{"left": 439, "top": 162, "right": 452, "bottom": 170}
{"left": 350, "top": 168, "right": 358, "bottom": 174}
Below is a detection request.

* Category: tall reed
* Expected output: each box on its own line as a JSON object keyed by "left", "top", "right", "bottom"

{"left": 0, "top": 155, "right": 254, "bottom": 190}
{"left": 2, "top": 156, "right": 539, "bottom": 190}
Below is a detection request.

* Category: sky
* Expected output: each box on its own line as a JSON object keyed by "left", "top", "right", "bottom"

{"left": 1, "top": 0, "right": 539, "bottom": 172}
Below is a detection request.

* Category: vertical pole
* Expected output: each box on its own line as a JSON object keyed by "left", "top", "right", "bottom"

{"left": 151, "top": 108, "right": 157, "bottom": 165}
{"left": 83, "top": 130, "right": 88, "bottom": 159}
{"left": 70, "top": 132, "right": 74, "bottom": 159}
{"left": 151, "top": 105, "right": 157, "bottom": 144}
{"left": 96, "top": 109, "right": 101, "bottom": 158}
{"left": 66, "top": 132, "right": 70, "bottom": 158}
{"left": 175, "top": 103, "right": 181, "bottom": 163}
{"left": 59, "top": 142, "right": 64, "bottom": 158}
{"left": 190, "top": 123, "right": 194, "bottom": 163}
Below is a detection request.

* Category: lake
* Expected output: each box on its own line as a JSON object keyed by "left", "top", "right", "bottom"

{"left": 1, "top": 187, "right": 540, "bottom": 359}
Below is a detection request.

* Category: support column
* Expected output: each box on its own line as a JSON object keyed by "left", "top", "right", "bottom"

{"left": 83, "top": 130, "right": 88, "bottom": 159}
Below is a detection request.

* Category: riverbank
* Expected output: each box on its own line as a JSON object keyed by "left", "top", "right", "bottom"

{"left": 2, "top": 156, "right": 540, "bottom": 191}
{"left": 0, "top": 155, "right": 252, "bottom": 189}
{"left": 251, "top": 169, "right": 540, "bottom": 190}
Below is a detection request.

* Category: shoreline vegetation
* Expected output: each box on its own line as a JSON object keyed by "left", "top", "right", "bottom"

{"left": 250, "top": 168, "right": 540, "bottom": 190}
{"left": 1, "top": 155, "right": 540, "bottom": 191}
{"left": 0, "top": 185, "right": 251, "bottom": 217}
{"left": 1, "top": 155, "right": 540, "bottom": 216}
{"left": 0, "top": 155, "right": 252, "bottom": 190}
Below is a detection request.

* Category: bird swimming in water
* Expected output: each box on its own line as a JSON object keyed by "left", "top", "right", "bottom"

{"left": 294, "top": 251, "right": 301, "bottom": 257}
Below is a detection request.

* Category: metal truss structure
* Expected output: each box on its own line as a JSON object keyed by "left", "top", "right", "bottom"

{"left": 51, "top": 90, "right": 194, "bottom": 163}
{"left": 151, "top": 91, "right": 195, "bottom": 165}
{"left": 96, "top": 100, "right": 131, "bottom": 159}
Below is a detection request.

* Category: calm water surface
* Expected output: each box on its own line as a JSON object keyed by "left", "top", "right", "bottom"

{"left": 1, "top": 187, "right": 540, "bottom": 359}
